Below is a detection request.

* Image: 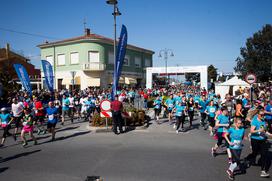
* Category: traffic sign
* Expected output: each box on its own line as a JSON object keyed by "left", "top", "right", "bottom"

{"left": 245, "top": 73, "right": 257, "bottom": 84}
{"left": 100, "top": 111, "right": 112, "bottom": 118}
{"left": 100, "top": 100, "right": 111, "bottom": 111}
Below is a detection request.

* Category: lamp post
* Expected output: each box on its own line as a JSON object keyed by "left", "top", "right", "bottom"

{"left": 106, "top": 0, "right": 121, "bottom": 95}
{"left": 158, "top": 49, "right": 174, "bottom": 85}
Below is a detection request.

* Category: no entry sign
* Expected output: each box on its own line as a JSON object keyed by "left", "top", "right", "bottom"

{"left": 100, "top": 100, "right": 112, "bottom": 118}
{"left": 245, "top": 73, "right": 257, "bottom": 84}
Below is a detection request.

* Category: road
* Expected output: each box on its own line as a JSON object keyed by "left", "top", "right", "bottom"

{"left": 0, "top": 115, "right": 271, "bottom": 181}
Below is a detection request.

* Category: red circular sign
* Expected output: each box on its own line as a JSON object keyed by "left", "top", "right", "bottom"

{"left": 245, "top": 73, "right": 257, "bottom": 84}
{"left": 100, "top": 100, "right": 111, "bottom": 111}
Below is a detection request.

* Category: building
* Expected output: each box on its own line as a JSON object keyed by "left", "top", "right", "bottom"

{"left": 0, "top": 44, "right": 41, "bottom": 90}
{"left": 38, "top": 29, "right": 154, "bottom": 90}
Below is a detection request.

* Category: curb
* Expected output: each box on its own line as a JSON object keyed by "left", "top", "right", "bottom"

{"left": 86, "top": 124, "right": 149, "bottom": 133}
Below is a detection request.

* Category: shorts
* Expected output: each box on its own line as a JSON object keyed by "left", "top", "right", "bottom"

{"left": 208, "top": 116, "right": 215, "bottom": 127}
{"left": 168, "top": 109, "right": 173, "bottom": 114}
{"left": 47, "top": 122, "right": 57, "bottom": 129}
{"left": 154, "top": 108, "right": 161, "bottom": 116}
{"left": 13, "top": 116, "right": 22, "bottom": 128}
{"left": 23, "top": 125, "right": 34, "bottom": 132}
{"left": 62, "top": 110, "right": 69, "bottom": 117}
{"left": 35, "top": 115, "right": 45, "bottom": 123}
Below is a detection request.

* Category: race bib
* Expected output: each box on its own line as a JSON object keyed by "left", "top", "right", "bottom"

{"left": 168, "top": 104, "right": 174, "bottom": 108}
{"left": 48, "top": 115, "right": 54, "bottom": 121}
{"left": 227, "top": 107, "right": 232, "bottom": 111}
{"left": 176, "top": 112, "right": 182, "bottom": 116}
{"left": 35, "top": 110, "right": 38, "bottom": 114}
{"left": 190, "top": 107, "right": 194, "bottom": 111}
{"left": 233, "top": 140, "right": 241, "bottom": 149}
{"left": 75, "top": 101, "right": 79, "bottom": 105}
{"left": 23, "top": 122, "right": 27, "bottom": 126}
{"left": 210, "top": 108, "right": 215, "bottom": 113}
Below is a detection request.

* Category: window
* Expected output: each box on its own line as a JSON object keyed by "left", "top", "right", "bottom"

{"left": 70, "top": 52, "right": 79, "bottom": 64}
{"left": 135, "top": 57, "right": 141, "bottom": 67}
{"left": 124, "top": 55, "right": 130, "bottom": 66}
{"left": 108, "top": 51, "right": 114, "bottom": 64}
{"left": 57, "top": 54, "right": 65, "bottom": 65}
{"left": 145, "top": 59, "right": 151, "bottom": 67}
{"left": 88, "top": 51, "right": 99, "bottom": 63}
{"left": 46, "top": 56, "right": 53, "bottom": 65}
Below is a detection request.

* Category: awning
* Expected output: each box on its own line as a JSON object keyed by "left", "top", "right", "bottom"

{"left": 61, "top": 77, "right": 81, "bottom": 85}
{"left": 109, "top": 76, "right": 125, "bottom": 84}
{"left": 125, "top": 77, "right": 137, "bottom": 84}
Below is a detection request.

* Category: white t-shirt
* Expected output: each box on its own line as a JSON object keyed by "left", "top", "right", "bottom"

{"left": 68, "top": 97, "right": 74, "bottom": 107}
{"left": 12, "top": 102, "right": 24, "bottom": 117}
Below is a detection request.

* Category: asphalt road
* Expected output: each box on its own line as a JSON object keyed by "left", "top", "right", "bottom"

{"left": 0, "top": 115, "right": 271, "bottom": 181}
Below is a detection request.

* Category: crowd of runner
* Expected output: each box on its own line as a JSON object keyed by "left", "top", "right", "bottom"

{"left": 0, "top": 84, "right": 271, "bottom": 180}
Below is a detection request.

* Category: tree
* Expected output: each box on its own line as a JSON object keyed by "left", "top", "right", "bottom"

{"left": 208, "top": 65, "right": 217, "bottom": 82}
{"left": 234, "top": 24, "right": 272, "bottom": 82}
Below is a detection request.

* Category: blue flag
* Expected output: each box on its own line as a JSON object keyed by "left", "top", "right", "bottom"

{"left": 112, "top": 25, "right": 128, "bottom": 99}
{"left": 41, "top": 60, "right": 54, "bottom": 92}
{"left": 13, "top": 64, "right": 32, "bottom": 96}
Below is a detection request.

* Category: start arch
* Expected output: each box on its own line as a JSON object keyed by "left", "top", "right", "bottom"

{"left": 146, "top": 65, "right": 208, "bottom": 89}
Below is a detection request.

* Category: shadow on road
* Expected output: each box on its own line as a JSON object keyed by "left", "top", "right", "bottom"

{"left": 0, "top": 167, "right": 9, "bottom": 174}
{"left": 0, "top": 149, "right": 41, "bottom": 163}
{"left": 55, "top": 126, "right": 80, "bottom": 133}
{"left": 39, "top": 131, "right": 91, "bottom": 145}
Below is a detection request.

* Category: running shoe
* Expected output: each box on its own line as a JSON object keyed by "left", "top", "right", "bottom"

{"left": 60, "top": 122, "right": 64, "bottom": 126}
{"left": 176, "top": 130, "right": 179, "bottom": 134}
{"left": 13, "top": 135, "right": 17, "bottom": 141}
{"left": 211, "top": 148, "right": 216, "bottom": 157}
{"left": 173, "top": 124, "right": 176, "bottom": 129}
{"left": 210, "top": 132, "right": 213, "bottom": 136}
{"left": 260, "top": 171, "right": 270, "bottom": 178}
{"left": 226, "top": 169, "right": 234, "bottom": 180}
{"left": 22, "top": 142, "right": 28, "bottom": 147}
{"left": 34, "top": 140, "right": 38, "bottom": 145}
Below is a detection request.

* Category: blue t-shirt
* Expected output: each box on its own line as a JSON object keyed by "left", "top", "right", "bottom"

{"left": 62, "top": 98, "right": 70, "bottom": 111}
{"left": 265, "top": 104, "right": 272, "bottom": 120}
{"left": 154, "top": 99, "right": 162, "bottom": 109}
{"left": 228, "top": 127, "right": 245, "bottom": 150}
{"left": 46, "top": 107, "right": 58, "bottom": 124}
{"left": 199, "top": 100, "right": 207, "bottom": 113}
{"left": 194, "top": 95, "right": 201, "bottom": 103}
{"left": 0, "top": 113, "right": 11, "bottom": 126}
{"left": 217, "top": 114, "right": 229, "bottom": 132}
{"left": 242, "top": 98, "right": 248, "bottom": 107}
{"left": 175, "top": 104, "right": 186, "bottom": 116}
{"left": 166, "top": 99, "right": 175, "bottom": 110}
{"left": 174, "top": 96, "right": 182, "bottom": 105}
{"left": 251, "top": 116, "right": 267, "bottom": 140}
{"left": 128, "top": 91, "right": 135, "bottom": 98}
{"left": 206, "top": 106, "right": 217, "bottom": 117}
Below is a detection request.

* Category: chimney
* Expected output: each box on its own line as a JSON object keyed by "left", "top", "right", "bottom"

{"left": 6, "top": 43, "right": 10, "bottom": 59}
{"left": 85, "top": 28, "right": 91, "bottom": 36}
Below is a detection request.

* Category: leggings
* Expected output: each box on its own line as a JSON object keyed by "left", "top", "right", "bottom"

{"left": 246, "top": 139, "right": 270, "bottom": 171}
{"left": 2, "top": 125, "right": 12, "bottom": 138}
{"left": 200, "top": 112, "right": 207, "bottom": 125}
{"left": 176, "top": 115, "right": 185, "bottom": 130}
{"left": 188, "top": 111, "right": 194, "bottom": 126}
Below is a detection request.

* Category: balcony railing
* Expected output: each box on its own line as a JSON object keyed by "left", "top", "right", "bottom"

{"left": 82, "top": 63, "right": 105, "bottom": 71}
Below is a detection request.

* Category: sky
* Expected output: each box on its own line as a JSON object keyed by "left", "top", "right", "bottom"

{"left": 0, "top": 0, "right": 271, "bottom": 73}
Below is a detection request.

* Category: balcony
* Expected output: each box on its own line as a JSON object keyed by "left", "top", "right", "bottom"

{"left": 82, "top": 63, "right": 105, "bottom": 71}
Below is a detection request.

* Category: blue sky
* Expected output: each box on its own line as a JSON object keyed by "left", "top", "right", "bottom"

{"left": 0, "top": 0, "right": 271, "bottom": 72}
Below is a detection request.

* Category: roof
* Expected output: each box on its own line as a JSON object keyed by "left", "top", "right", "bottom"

{"left": 37, "top": 33, "right": 154, "bottom": 54}
{"left": 218, "top": 76, "right": 249, "bottom": 86}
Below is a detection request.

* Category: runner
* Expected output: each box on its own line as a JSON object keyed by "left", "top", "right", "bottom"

{"left": 21, "top": 108, "right": 37, "bottom": 147}
{"left": 187, "top": 96, "right": 195, "bottom": 128}
{"left": 153, "top": 96, "right": 162, "bottom": 123}
{"left": 0, "top": 107, "right": 14, "bottom": 147}
{"left": 264, "top": 99, "right": 272, "bottom": 133}
{"left": 245, "top": 110, "right": 272, "bottom": 178}
{"left": 173, "top": 101, "right": 186, "bottom": 133}
{"left": 205, "top": 100, "right": 217, "bottom": 136}
{"left": 11, "top": 98, "right": 24, "bottom": 141}
{"left": 68, "top": 94, "right": 75, "bottom": 123}
{"left": 45, "top": 101, "right": 58, "bottom": 141}
{"left": 199, "top": 95, "right": 208, "bottom": 128}
{"left": 34, "top": 97, "right": 46, "bottom": 135}
{"left": 165, "top": 94, "right": 175, "bottom": 125}
{"left": 212, "top": 107, "right": 230, "bottom": 157}
{"left": 61, "top": 94, "right": 70, "bottom": 125}
{"left": 224, "top": 118, "right": 245, "bottom": 180}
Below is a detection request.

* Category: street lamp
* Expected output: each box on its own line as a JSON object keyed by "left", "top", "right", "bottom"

{"left": 106, "top": 0, "right": 121, "bottom": 95}
{"left": 158, "top": 49, "right": 174, "bottom": 85}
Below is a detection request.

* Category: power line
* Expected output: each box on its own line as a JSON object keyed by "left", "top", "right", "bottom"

{"left": 0, "top": 27, "right": 60, "bottom": 40}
